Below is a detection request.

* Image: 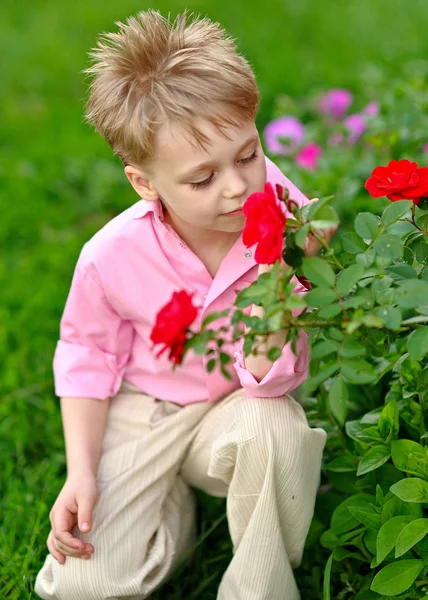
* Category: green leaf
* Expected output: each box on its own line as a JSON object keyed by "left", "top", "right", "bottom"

{"left": 341, "top": 359, "right": 377, "bottom": 384}
{"left": 355, "top": 425, "right": 383, "bottom": 444}
{"left": 373, "top": 234, "right": 404, "bottom": 260}
{"left": 355, "top": 212, "right": 381, "bottom": 241}
{"left": 267, "top": 346, "right": 282, "bottom": 361}
{"left": 305, "top": 287, "right": 337, "bottom": 308}
{"left": 207, "top": 359, "right": 216, "bottom": 372}
{"left": 381, "top": 200, "right": 413, "bottom": 227}
{"left": 386, "top": 264, "right": 418, "bottom": 283}
{"left": 376, "top": 516, "right": 417, "bottom": 564}
{"left": 390, "top": 478, "right": 428, "bottom": 503}
{"left": 336, "top": 264, "right": 365, "bottom": 296}
{"left": 356, "top": 249, "right": 376, "bottom": 268}
{"left": 370, "top": 559, "right": 425, "bottom": 595}
{"left": 295, "top": 222, "right": 310, "bottom": 249}
{"left": 395, "top": 280, "right": 428, "bottom": 309}
{"left": 391, "top": 439, "right": 428, "bottom": 478}
{"left": 325, "top": 455, "right": 358, "bottom": 472}
{"left": 339, "top": 338, "right": 366, "bottom": 358}
{"left": 396, "top": 518, "right": 428, "bottom": 557}
{"left": 407, "top": 327, "right": 428, "bottom": 362}
{"left": 412, "top": 239, "right": 428, "bottom": 264}
{"left": 302, "top": 257, "right": 336, "bottom": 288}
{"left": 378, "top": 399, "right": 399, "bottom": 443}
{"left": 311, "top": 340, "right": 339, "bottom": 361}
{"left": 357, "top": 445, "right": 391, "bottom": 476}
{"left": 347, "top": 506, "right": 383, "bottom": 529}
{"left": 323, "top": 553, "right": 333, "bottom": 600}
{"left": 317, "top": 304, "right": 343, "bottom": 319}
{"left": 331, "top": 493, "right": 376, "bottom": 535}
{"left": 219, "top": 352, "right": 231, "bottom": 366}
{"left": 375, "top": 306, "right": 402, "bottom": 331}
{"left": 311, "top": 204, "right": 339, "bottom": 223}
{"left": 306, "top": 363, "right": 338, "bottom": 391}
{"left": 381, "top": 496, "right": 423, "bottom": 522}
{"left": 328, "top": 377, "right": 349, "bottom": 426}
{"left": 341, "top": 232, "right": 367, "bottom": 254}
{"left": 310, "top": 220, "right": 339, "bottom": 229}
{"left": 376, "top": 485, "right": 384, "bottom": 506}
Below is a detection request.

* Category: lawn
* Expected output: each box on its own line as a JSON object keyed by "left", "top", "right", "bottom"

{"left": 2, "top": 0, "right": 428, "bottom": 597}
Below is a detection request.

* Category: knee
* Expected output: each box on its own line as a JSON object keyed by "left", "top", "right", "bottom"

{"left": 239, "top": 394, "right": 327, "bottom": 465}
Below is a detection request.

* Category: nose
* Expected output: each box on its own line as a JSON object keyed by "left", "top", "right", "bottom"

{"left": 223, "top": 168, "right": 247, "bottom": 199}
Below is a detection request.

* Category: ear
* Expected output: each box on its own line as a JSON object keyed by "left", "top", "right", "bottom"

{"left": 124, "top": 165, "right": 159, "bottom": 201}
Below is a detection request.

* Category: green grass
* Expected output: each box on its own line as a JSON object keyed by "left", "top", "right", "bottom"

{"left": 2, "top": 0, "right": 428, "bottom": 597}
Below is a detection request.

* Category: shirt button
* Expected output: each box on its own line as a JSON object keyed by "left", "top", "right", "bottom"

{"left": 244, "top": 251, "right": 252, "bottom": 258}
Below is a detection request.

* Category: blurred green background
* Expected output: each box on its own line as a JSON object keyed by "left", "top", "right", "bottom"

{"left": 1, "top": 0, "right": 428, "bottom": 597}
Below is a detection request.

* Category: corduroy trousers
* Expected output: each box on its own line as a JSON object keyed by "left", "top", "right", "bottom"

{"left": 35, "top": 379, "right": 326, "bottom": 600}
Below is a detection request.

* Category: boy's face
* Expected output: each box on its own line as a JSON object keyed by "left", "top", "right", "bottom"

{"left": 125, "top": 117, "right": 267, "bottom": 243}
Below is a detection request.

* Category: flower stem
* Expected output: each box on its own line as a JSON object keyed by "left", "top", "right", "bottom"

{"left": 311, "top": 231, "right": 345, "bottom": 270}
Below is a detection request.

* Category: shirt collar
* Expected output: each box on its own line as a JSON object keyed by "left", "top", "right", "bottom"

{"left": 132, "top": 198, "right": 165, "bottom": 220}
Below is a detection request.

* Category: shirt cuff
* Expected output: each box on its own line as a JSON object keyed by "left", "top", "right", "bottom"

{"left": 53, "top": 340, "right": 125, "bottom": 400}
{"left": 232, "top": 331, "right": 310, "bottom": 398}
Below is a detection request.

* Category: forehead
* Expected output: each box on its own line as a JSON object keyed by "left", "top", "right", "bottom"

{"left": 152, "top": 117, "right": 257, "bottom": 170}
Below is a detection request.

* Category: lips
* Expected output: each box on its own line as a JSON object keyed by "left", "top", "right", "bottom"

{"left": 223, "top": 207, "right": 243, "bottom": 215}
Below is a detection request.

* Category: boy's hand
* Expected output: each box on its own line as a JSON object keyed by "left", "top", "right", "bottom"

{"left": 303, "top": 197, "right": 338, "bottom": 257}
{"left": 47, "top": 473, "right": 98, "bottom": 564}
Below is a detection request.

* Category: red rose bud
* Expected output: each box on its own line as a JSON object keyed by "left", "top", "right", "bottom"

{"left": 150, "top": 290, "right": 198, "bottom": 365}
{"left": 242, "top": 182, "right": 287, "bottom": 264}
{"left": 286, "top": 198, "right": 300, "bottom": 215}
{"left": 275, "top": 183, "right": 284, "bottom": 200}
{"left": 365, "top": 159, "right": 428, "bottom": 204}
{"left": 295, "top": 274, "right": 312, "bottom": 291}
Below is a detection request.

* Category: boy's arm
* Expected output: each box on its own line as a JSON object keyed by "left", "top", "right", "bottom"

{"left": 60, "top": 396, "right": 111, "bottom": 477}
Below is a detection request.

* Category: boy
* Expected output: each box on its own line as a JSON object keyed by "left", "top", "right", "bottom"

{"left": 35, "top": 10, "right": 328, "bottom": 600}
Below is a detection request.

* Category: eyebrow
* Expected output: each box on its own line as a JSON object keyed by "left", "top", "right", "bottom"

{"left": 178, "top": 134, "right": 259, "bottom": 180}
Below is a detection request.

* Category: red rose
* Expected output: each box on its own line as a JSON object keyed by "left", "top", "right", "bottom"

{"left": 365, "top": 159, "right": 428, "bottom": 205}
{"left": 242, "top": 182, "right": 287, "bottom": 264}
{"left": 150, "top": 290, "right": 198, "bottom": 365}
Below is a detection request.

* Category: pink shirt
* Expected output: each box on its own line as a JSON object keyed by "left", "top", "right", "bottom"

{"left": 53, "top": 156, "right": 310, "bottom": 405}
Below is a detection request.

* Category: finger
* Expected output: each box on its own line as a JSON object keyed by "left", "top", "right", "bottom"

{"left": 47, "top": 531, "right": 66, "bottom": 565}
{"left": 56, "top": 538, "right": 93, "bottom": 558}
{"left": 77, "top": 494, "right": 97, "bottom": 534}
{"left": 51, "top": 507, "right": 86, "bottom": 551}
{"left": 56, "top": 529, "right": 86, "bottom": 553}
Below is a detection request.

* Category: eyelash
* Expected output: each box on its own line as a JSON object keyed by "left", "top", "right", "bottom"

{"left": 190, "top": 151, "right": 259, "bottom": 190}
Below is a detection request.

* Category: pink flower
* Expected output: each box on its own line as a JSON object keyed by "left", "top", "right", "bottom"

{"left": 363, "top": 102, "right": 379, "bottom": 117}
{"left": 343, "top": 113, "right": 366, "bottom": 144}
{"left": 264, "top": 116, "right": 305, "bottom": 155}
{"left": 423, "top": 143, "right": 428, "bottom": 155}
{"left": 318, "top": 89, "right": 353, "bottom": 120}
{"left": 295, "top": 143, "right": 323, "bottom": 171}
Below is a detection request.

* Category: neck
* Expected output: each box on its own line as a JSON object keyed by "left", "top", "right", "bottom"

{"left": 164, "top": 209, "right": 242, "bottom": 256}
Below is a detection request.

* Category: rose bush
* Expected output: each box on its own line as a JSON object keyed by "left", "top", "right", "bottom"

{"left": 151, "top": 70, "right": 428, "bottom": 598}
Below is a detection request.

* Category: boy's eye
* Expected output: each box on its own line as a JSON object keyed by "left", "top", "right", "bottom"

{"left": 190, "top": 150, "right": 259, "bottom": 191}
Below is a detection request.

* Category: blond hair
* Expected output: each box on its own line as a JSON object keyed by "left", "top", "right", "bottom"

{"left": 82, "top": 10, "right": 260, "bottom": 171}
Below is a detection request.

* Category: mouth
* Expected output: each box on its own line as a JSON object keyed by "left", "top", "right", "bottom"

{"left": 222, "top": 208, "right": 244, "bottom": 216}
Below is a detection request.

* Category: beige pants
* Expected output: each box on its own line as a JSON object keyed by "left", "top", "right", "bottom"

{"left": 35, "top": 380, "right": 326, "bottom": 600}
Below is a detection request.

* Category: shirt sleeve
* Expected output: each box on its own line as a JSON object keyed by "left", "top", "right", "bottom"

{"left": 53, "top": 258, "right": 134, "bottom": 400}
{"left": 232, "top": 278, "right": 310, "bottom": 398}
